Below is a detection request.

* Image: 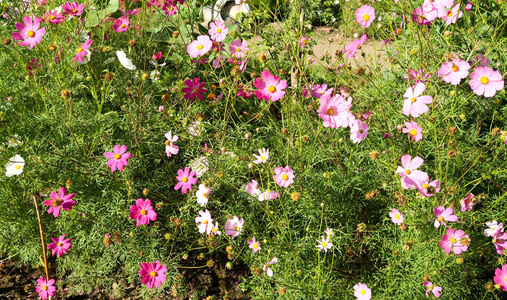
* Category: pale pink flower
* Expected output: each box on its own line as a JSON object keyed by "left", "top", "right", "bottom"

{"left": 460, "top": 193, "right": 474, "bottom": 212}
{"left": 44, "top": 187, "right": 76, "bottom": 218}
{"left": 73, "top": 39, "right": 93, "bottom": 63}
{"left": 47, "top": 234, "right": 72, "bottom": 257}
{"left": 423, "top": 281, "right": 442, "bottom": 298}
{"left": 253, "top": 148, "right": 269, "bottom": 164}
{"left": 412, "top": 7, "right": 431, "bottom": 25}
{"left": 182, "top": 78, "right": 207, "bottom": 102}
{"left": 438, "top": 58, "right": 470, "bottom": 85}
{"left": 248, "top": 236, "right": 261, "bottom": 253}
{"left": 396, "top": 155, "right": 429, "bottom": 189}
{"left": 355, "top": 5, "right": 375, "bottom": 28}
{"left": 494, "top": 264, "right": 507, "bottom": 291}
{"left": 389, "top": 208, "right": 404, "bottom": 225}
{"left": 103, "top": 144, "right": 131, "bottom": 172}
{"left": 129, "top": 198, "right": 157, "bottom": 226}
{"left": 210, "top": 221, "right": 221, "bottom": 236}
{"left": 164, "top": 131, "right": 179, "bottom": 157}
{"left": 316, "top": 94, "right": 354, "bottom": 129}
{"left": 324, "top": 228, "right": 334, "bottom": 237}
{"left": 254, "top": 70, "right": 287, "bottom": 102}
{"left": 344, "top": 34, "right": 367, "bottom": 58}
{"left": 35, "top": 277, "right": 56, "bottom": 300}
{"left": 138, "top": 261, "right": 167, "bottom": 289}
{"left": 225, "top": 216, "right": 244, "bottom": 237}
{"left": 312, "top": 84, "right": 333, "bottom": 98}
{"left": 195, "top": 209, "right": 213, "bottom": 234}
{"left": 208, "top": 20, "right": 228, "bottom": 42}
{"left": 469, "top": 66, "right": 504, "bottom": 98}
{"left": 350, "top": 120, "right": 369, "bottom": 143}
{"left": 439, "top": 228, "right": 469, "bottom": 254}
{"left": 12, "top": 16, "right": 46, "bottom": 50}
{"left": 442, "top": 4, "right": 463, "bottom": 25}
{"left": 434, "top": 206, "right": 458, "bottom": 228}
{"left": 493, "top": 231, "right": 507, "bottom": 255}
{"left": 174, "top": 167, "right": 198, "bottom": 194}
{"left": 196, "top": 184, "right": 211, "bottom": 207}
{"left": 273, "top": 165, "right": 295, "bottom": 188}
{"left": 112, "top": 16, "right": 129, "bottom": 32}
{"left": 402, "top": 121, "right": 423, "bottom": 142}
{"left": 299, "top": 36, "right": 311, "bottom": 47}
{"left": 403, "top": 83, "right": 433, "bottom": 118}
{"left": 258, "top": 190, "right": 279, "bottom": 201}
{"left": 62, "top": 1, "right": 85, "bottom": 16}
{"left": 263, "top": 257, "right": 277, "bottom": 277}
{"left": 417, "top": 179, "right": 440, "bottom": 197}
{"left": 229, "top": 38, "right": 247, "bottom": 59}
{"left": 187, "top": 35, "right": 212, "bottom": 58}
{"left": 316, "top": 235, "right": 333, "bottom": 252}
{"left": 247, "top": 179, "right": 261, "bottom": 196}
{"left": 353, "top": 282, "right": 372, "bottom": 300}
{"left": 484, "top": 220, "right": 504, "bottom": 237}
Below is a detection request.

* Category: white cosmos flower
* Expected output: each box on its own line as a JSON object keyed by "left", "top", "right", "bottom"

{"left": 116, "top": 50, "right": 137, "bottom": 70}
{"left": 5, "top": 154, "right": 25, "bottom": 177}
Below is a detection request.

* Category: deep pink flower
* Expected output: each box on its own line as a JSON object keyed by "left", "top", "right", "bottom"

{"left": 44, "top": 187, "right": 76, "bottom": 218}
{"left": 494, "top": 264, "right": 507, "bottom": 291}
{"left": 208, "top": 19, "right": 228, "bottom": 42}
{"left": 350, "top": 120, "right": 369, "bottom": 143}
{"left": 12, "top": 16, "right": 46, "bottom": 50}
{"left": 353, "top": 282, "right": 372, "bottom": 300}
{"left": 152, "top": 51, "right": 163, "bottom": 61}
{"left": 438, "top": 58, "right": 470, "bottom": 85}
{"left": 344, "top": 34, "right": 367, "bottom": 58}
{"left": 254, "top": 70, "right": 287, "bottom": 102}
{"left": 423, "top": 281, "right": 442, "bottom": 298}
{"left": 162, "top": 3, "right": 178, "bottom": 16}
{"left": 403, "top": 82, "right": 433, "bottom": 118}
{"left": 434, "top": 206, "right": 458, "bottom": 228}
{"left": 460, "top": 193, "right": 475, "bottom": 212}
{"left": 47, "top": 234, "right": 72, "bottom": 257}
{"left": 299, "top": 36, "right": 311, "bottom": 48}
{"left": 469, "top": 66, "right": 504, "bottom": 97}
{"left": 195, "top": 209, "right": 213, "bottom": 234}
{"left": 225, "top": 216, "right": 244, "bottom": 237}
{"left": 405, "top": 69, "right": 433, "bottom": 83}
{"left": 112, "top": 16, "right": 129, "bottom": 33}
{"left": 248, "top": 236, "right": 261, "bottom": 253}
{"left": 396, "top": 155, "right": 429, "bottom": 189}
{"left": 139, "top": 261, "right": 167, "bottom": 289}
{"left": 62, "top": 1, "right": 85, "bottom": 16}
{"left": 389, "top": 208, "right": 404, "bottom": 225}
{"left": 174, "top": 166, "right": 198, "bottom": 194}
{"left": 44, "top": 9, "right": 65, "bottom": 24}
{"left": 417, "top": 179, "right": 440, "bottom": 197}
{"left": 164, "top": 130, "right": 179, "bottom": 157}
{"left": 129, "top": 198, "right": 157, "bottom": 226}
{"left": 187, "top": 35, "right": 212, "bottom": 58}
{"left": 229, "top": 38, "right": 247, "bottom": 59}
{"left": 182, "top": 78, "right": 207, "bottom": 102}
{"left": 103, "top": 144, "right": 131, "bottom": 172}
{"left": 402, "top": 121, "right": 423, "bottom": 142}
{"left": 73, "top": 39, "right": 92, "bottom": 63}
{"left": 273, "top": 165, "right": 294, "bottom": 188}
{"left": 316, "top": 94, "right": 354, "bottom": 129}
{"left": 439, "top": 228, "right": 469, "bottom": 254}
{"left": 355, "top": 5, "right": 375, "bottom": 28}
{"left": 35, "top": 277, "right": 56, "bottom": 300}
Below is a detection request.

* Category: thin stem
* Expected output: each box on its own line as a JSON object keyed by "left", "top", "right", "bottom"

{"left": 33, "top": 194, "right": 50, "bottom": 284}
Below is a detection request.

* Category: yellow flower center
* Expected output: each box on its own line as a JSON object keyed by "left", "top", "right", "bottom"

{"left": 27, "top": 30, "right": 35, "bottom": 38}
{"left": 197, "top": 45, "right": 204, "bottom": 50}
{"left": 480, "top": 76, "right": 489, "bottom": 84}
{"left": 505, "top": 277, "right": 507, "bottom": 283}
{"left": 320, "top": 91, "right": 325, "bottom": 95}
{"left": 253, "top": 243, "right": 258, "bottom": 249}
{"left": 265, "top": 263, "right": 270, "bottom": 268}
{"left": 361, "top": 289, "right": 366, "bottom": 295}
{"left": 321, "top": 241, "right": 328, "bottom": 248}
{"left": 49, "top": 15, "right": 55, "bottom": 20}
{"left": 15, "top": 165, "right": 21, "bottom": 170}
{"left": 260, "top": 156, "right": 266, "bottom": 160}
{"left": 58, "top": 243, "right": 63, "bottom": 247}
{"left": 405, "top": 170, "right": 411, "bottom": 175}
{"left": 363, "top": 14, "right": 370, "bottom": 22}
{"left": 423, "top": 183, "right": 429, "bottom": 189}
{"left": 140, "top": 209, "right": 147, "bottom": 215}
{"left": 203, "top": 220, "right": 208, "bottom": 224}
{"left": 217, "top": 28, "right": 222, "bottom": 33}
{"left": 429, "top": 285, "right": 434, "bottom": 290}
{"left": 121, "top": 24, "right": 126, "bottom": 29}
{"left": 411, "top": 97, "right": 417, "bottom": 103}
{"left": 268, "top": 86, "right": 276, "bottom": 93}
{"left": 165, "top": 140, "right": 172, "bottom": 146}
{"left": 282, "top": 174, "right": 289, "bottom": 180}
{"left": 72, "top": 8, "right": 77, "bottom": 13}
{"left": 114, "top": 154, "right": 121, "bottom": 159}
{"left": 169, "top": 6, "right": 174, "bottom": 11}
{"left": 394, "top": 213, "right": 400, "bottom": 219}
{"left": 327, "top": 108, "right": 335, "bottom": 115}
{"left": 236, "top": 47, "right": 241, "bottom": 52}
{"left": 235, "top": 226, "right": 240, "bottom": 231}
{"left": 150, "top": 271, "right": 157, "bottom": 277}
{"left": 199, "top": 165, "right": 205, "bottom": 170}
{"left": 447, "top": 11, "right": 453, "bottom": 17}
{"left": 438, "top": 216, "right": 444, "bottom": 222}
{"left": 409, "top": 129, "right": 417, "bottom": 136}
{"left": 77, "top": 47, "right": 83, "bottom": 53}
{"left": 212, "top": 227, "right": 218, "bottom": 233}
{"left": 451, "top": 63, "right": 459, "bottom": 72}
{"left": 182, "top": 177, "right": 188, "bottom": 183}
{"left": 51, "top": 198, "right": 63, "bottom": 207}
{"left": 450, "top": 237, "right": 457, "bottom": 244}
{"left": 42, "top": 285, "right": 47, "bottom": 290}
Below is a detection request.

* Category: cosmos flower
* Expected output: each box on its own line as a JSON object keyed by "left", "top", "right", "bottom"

{"left": 73, "top": 39, "right": 93, "bottom": 63}
{"left": 164, "top": 130, "right": 179, "bottom": 157}
{"left": 353, "top": 282, "right": 372, "bottom": 300}
{"left": 355, "top": 5, "right": 375, "bottom": 28}
{"left": 273, "top": 165, "right": 295, "bottom": 188}
{"left": 12, "top": 15, "right": 46, "bottom": 50}
{"left": 208, "top": 19, "right": 228, "bottom": 42}
{"left": 316, "top": 235, "right": 333, "bottom": 252}
{"left": 44, "top": 187, "right": 76, "bottom": 218}
{"left": 182, "top": 78, "right": 207, "bottom": 102}
{"left": 129, "top": 198, "right": 157, "bottom": 226}
{"left": 248, "top": 236, "right": 261, "bottom": 253}
{"left": 423, "top": 281, "right": 442, "bottom": 298}
{"left": 103, "top": 144, "right": 131, "bottom": 172}
{"left": 402, "top": 83, "right": 433, "bottom": 118}
{"left": 174, "top": 167, "right": 198, "bottom": 194}
{"left": 229, "top": 38, "right": 248, "bottom": 59}
{"left": 263, "top": 257, "right": 278, "bottom": 277}
{"left": 469, "top": 66, "right": 504, "bottom": 98}
{"left": 225, "top": 216, "right": 244, "bottom": 237}
{"left": 112, "top": 16, "right": 129, "bottom": 33}
{"left": 389, "top": 208, "right": 404, "bottom": 225}
{"left": 196, "top": 184, "right": 211, "bottom": 207}
{"left": 47, "top": 234, "right": 72, "bottom": 257}
{"left": 116, "top": 50, "right": 137, "bottom": 70}
{"left": 35, "top": 277, "right": 56, "bottom": 300}
{"left": 138, "top": 261, "right": 167, "bottom": 289}
{"left": 438, "top": 58, "right": 470, "bottom": 85}
{"left": 402, "top": 121, "right": 423, "bottom": 142}
{"left": 195, "top": 209, "right": 213, "bottom": 234}
{"left": 253, "top": 148, "right": 269, "bottom": 164}
{"left": 62, "top": 1, "right": 85, "bottom": 16}
{"left": 439, "top": 228, "right": 470, "bottom": 254}
{"left": 433, "top": 206, "right": 458, "bottom": 228}
{"left": 254, "top": 70, "right": 287, "bottom": 102}
{"left": 5, "top": 154, "right": 25, "bottom": 177}
{"left": 187, "top": 35, "right": 212, "bottom": 58}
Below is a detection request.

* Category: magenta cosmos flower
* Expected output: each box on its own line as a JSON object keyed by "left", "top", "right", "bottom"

{"left": 47, "top": 234, "right": 72, "bottom": 257}
{"left": 273, "top": 165, "right": 295, "bottom": 188}
{"left": 254, "top": 70, "right": 287, "bottom": 102}
{"left": 316, "top": 94, "right": 353, "bottom": 129}
{"left": 438, "top": 58, "right": 470, "bottom": 85}
{"left": 350, "top": 120, "right": 369, "bottom": 144}
{"left": 44, "top": 9, "right": 65, "bottom": 24}
{"left": 355, "top": 5, "right": 375, "bottom": 28}
{"left": 35, "top": 277, "right": 56, "bottom": 300}
{"left": 73, "top": 39, "right": 93, "bottom": 63}
{"left": 460, "top": 193, "right": 475, "bottom": 212}
{"left": 423, "top": 281, "right": 442, "bottom": 298}
{"left": 182, "top": 78, "right": 207, "bottom": 102}
{"left": 494, "top": 264, "right": 507, "bottom": 291}
{"left": 434, "top": 206, "right": 458, "bottom": 228}
{"left": 469, "top": 66, "right": 504, "bottom": 98}
{"left": 396, "top": 155, "right": 429, "bottom": 189}
{"left": 225, "top": 215, "right": 244, "bottom": 237}
{"left": 248, "top": 236, "right": 261, "bottom": 253}
{"left": 353, "top": 282, "right": 371, "bottom": 300}
{"left": 439, "top": 228, "right": 470, "bottom": 254}
{"left": 112, "top": 16, "right": 129, "bottom": 33}
{"left": 62, "top": 1, "right": 85, "bottom": 16}
{"left": 44, "top": 187, "right": 76, "bottom": 218}
{"left": 129, "top": 198, "right": 157, "bottom": 226}
{"left": 174, "top": 166, "right": 198, "bottom": 194}
{"left": 389, "top": 208, "right": 404, "bottom": 225}
{"left": 104, "top": 144, "right": 131, "bottom": 172}
{"left": 187, "top": 35, "right": 212, "bottom": 58}
{"left": 208, "top": 19, "right": 228, "bottom": 42}
{"left": 403, "top": 82, "right": 433, "bottom": 118}
{"left": 402, "top": 121, "right": 423, "bottom": 142}
{"left": 139, "top": 260, "right": 167, "bottom": 289}
{"left": 195, "top": 209, "right": 213, "bottom": 234}
{"left": 12, "top": 16, "right": 46, "bottom": 50}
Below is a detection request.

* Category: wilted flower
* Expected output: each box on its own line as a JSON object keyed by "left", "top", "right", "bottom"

{"left": 263, "top": 257, "right": 277, "bottom": 277}
{"left": 423, "top": 281, "right": 442, "bottom": 298}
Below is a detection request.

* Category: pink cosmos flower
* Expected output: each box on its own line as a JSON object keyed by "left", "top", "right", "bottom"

{"left": 247, "top": 179, "right": 261, "bottom": 196}
{"left": 258, "top": 190, "right": 280, "bottom": 201}
{"left": 438, "top": 58, "right": 470, "bottom": 85}
{"left": 152, "top": 52, "right": 163, "bottom": 61}
{"left": 471, "top": 54, "right": 490, "bottom": 67}
{"left": 312, "top": 84, "right": 333, "bottom": 98}
{"left": 465, "top": 2, "right": 472, "bottom": 11}
{"left": 183, "top": 78, "right": 207, "bottom": 102}
{"left": 493, "top": 231, "right": 507, "bottom": 255}
{"left": 417, "top": 179, "right": 440, "bottom": 197}
{"left": 299, "top": 36, "right": 311, "bottom": 48}
{"left": 196, "top": 184, "right": 211, "bottom": 206}
{"left": 442, "top": 4, "right": 463, "bottom": 25}
{"left": 344, "top": 34, "right": 367, "bottom": 58}
{"left": 350, "top": 120, "right": 369, "bottom": 144}
{"left": 423, "top": 281, "right": 442, "bottom": 298}
{"left": 254, "top": 70, "right": 287, "bottom": 102}
{"left": 195, "top": 209, "right": 213, "bottom": 234}
{"left": 402, "top": 121, "right": 423, "bottom": 142}
{"left": 104, "top": 144, "right": 131, "bottom": 172}
{"left": 187, "top": 35, "right": 212, "bottom": 58}
{"left": 35, "top": 277, "right": 56, "bottom": 300}
{"left": 139, "top": 261, "right": 167, "bottom": 289}
{"left": 62, "top": 1, "right": 85, "bottom": 16}
{"left": 174, "top": 167, "right": 198, "bottom": 194}
{"left": 405, "top": 69, "right": 433, "bottom": 83}
{"left": 225, "top": 216, "right": 244, "bottom": 237}
{"left": 44, "top": 187, "right": 76, "bottom": 218}
{"left": 129, "top": 198, "right": 157, "bottom": 226}
{"left": 229, "top": 38, "right": 247, "bottom": 59}
{"left": 208, "top": 19, "right": 228, "bottom": 42}
{"left": 355, "top": 5, "right": 375, "bottom": 28}
{"left": 396, "top": 155, "right": 429, "bottom": 189}
{"left": 316, "top": 94, "right": 354, "bottom": 129}
{"left": 112, "top": 16, "right": 129, "bottom": 33}
{"left": 353, "top": 282, "right": 372, "bottom": 300}
{"left": 460, "top": 193, "right": 475, "bottom": 212}
{"left": 316, "top": 235, "right": 333, "bottom": 252}
{"left": 73, "top": 39, "right": 93, "bottom": 63}
{"left": 248, "top": 236, "right": 261, "bottom": 253}
{"left": 412, "top": 7, "right": 431, "bottom": 25}
{"left": 485, "top": 220, "right": 504, "bottom": 237}
{"left": 494, "top": 264, "right": 507, "bottom": 291}
{"left": 389, "top": 208, "right": 404, "bottom": 225}
{"left": 263, "top": 257, "right": 277, "bottom": 277}
{"left": 434, "top": 206, "right": 458, "bottom": 228}
{"left": 164, "top": 130, "right": 179, "bottom": 157}
{"left": 12, "top": 16, "right": 46, "bottom": 50}
{"left": 439, "top": 228, "right": 469, "bottom": 254}
{"left": 47, "top": 234, "right": 72, "bottom": 257}
{"left": 273, "top": 165, "right": 295, "bottom": 188}
{"left": 162, "top": 3, "right": 178, "bottom": 16}
{"left": 44, "top": 9, "right": 65, "bottom": 24}
{"left": 253, "top": 148, "right": 269, "bottom": 164}
{"left": 403, "top": 83, "right": 433, "bottom": 118}
{"left": 469, "top": 66, "right": 504, "bottom": 97}
{"left": 210, "top": 221, "right": 221, "bottom": 236}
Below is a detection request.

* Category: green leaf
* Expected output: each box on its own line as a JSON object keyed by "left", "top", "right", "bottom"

{"left": 85, "top": 0, "right": 120, "bottom": 27}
